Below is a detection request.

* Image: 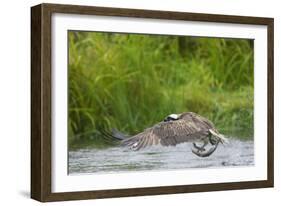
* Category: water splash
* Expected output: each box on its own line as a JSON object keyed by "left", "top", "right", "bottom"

{"left": 68, "top": 138, "right": 254, "bottom": 174}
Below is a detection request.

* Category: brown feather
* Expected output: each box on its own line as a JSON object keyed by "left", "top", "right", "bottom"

{"left": 120, "top": 112, "right": 219, "bottom": 149}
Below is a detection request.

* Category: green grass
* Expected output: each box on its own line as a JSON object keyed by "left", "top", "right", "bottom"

{"left": 68, "top": 31, "right": 254, "bottom": 149}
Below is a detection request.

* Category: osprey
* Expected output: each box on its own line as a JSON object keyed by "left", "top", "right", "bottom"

{"left": 102, "top": 112, "right": 228, "bottom": 157}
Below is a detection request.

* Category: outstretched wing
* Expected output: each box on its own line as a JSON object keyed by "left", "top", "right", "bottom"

{"left": 154, "top": 119, "right": 210, "bottom": 146}
{"left": 121, "top": 118, "right": 212, "bottom": 150}
{"left": 120, "top": 129, "right": 160, "bottom": 150}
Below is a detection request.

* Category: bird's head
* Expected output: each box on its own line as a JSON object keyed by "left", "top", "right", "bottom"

{"left": 164, "top": 114, "right": 179, "bottom": 122}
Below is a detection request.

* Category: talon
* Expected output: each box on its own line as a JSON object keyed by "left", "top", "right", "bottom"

{"left": 192, "top": 141, "right": 219, "bottom": 157}
{"left": 209, "top": 137, "right": 218, "bottom": 145}
{"left": 193, "top": 143, "right": 206, "bottom": 152}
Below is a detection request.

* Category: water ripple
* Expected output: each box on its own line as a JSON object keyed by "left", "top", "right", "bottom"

{"left": 68, "top": 138, "right": 254, "bottom": 174}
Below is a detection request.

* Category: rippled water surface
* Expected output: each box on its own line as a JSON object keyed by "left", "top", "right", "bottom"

{"left": 68, "top": 138, "right": 254, "bottom": 174}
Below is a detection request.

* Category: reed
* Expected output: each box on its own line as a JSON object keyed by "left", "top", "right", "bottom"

{"left": 68, "top": 31, "right": 254, "bottom": 149}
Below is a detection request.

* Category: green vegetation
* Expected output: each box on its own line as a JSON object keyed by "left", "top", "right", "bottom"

{"left": 68, "top": 31, "right": 254, "bottom": 149}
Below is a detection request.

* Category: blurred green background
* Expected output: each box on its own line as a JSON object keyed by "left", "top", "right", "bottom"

{"left": 68, "top": 31, "right": 254, "bottom": 149}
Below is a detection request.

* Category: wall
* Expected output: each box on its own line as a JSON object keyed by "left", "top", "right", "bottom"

{"left": 0, "top": 0, "right": 279, "bottom": 205}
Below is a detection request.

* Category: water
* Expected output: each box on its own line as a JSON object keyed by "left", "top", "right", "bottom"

{"left": 68, "top": 138, "right": 254, "bottom": 174}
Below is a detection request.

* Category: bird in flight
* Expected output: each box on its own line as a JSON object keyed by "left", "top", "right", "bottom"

{"left": 102, "top": 112, "right": 228, "bottom": 157}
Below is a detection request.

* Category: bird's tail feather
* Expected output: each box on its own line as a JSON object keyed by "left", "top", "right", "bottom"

{"left": 209, "top": 129, "right": 229, "bottom": 144}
